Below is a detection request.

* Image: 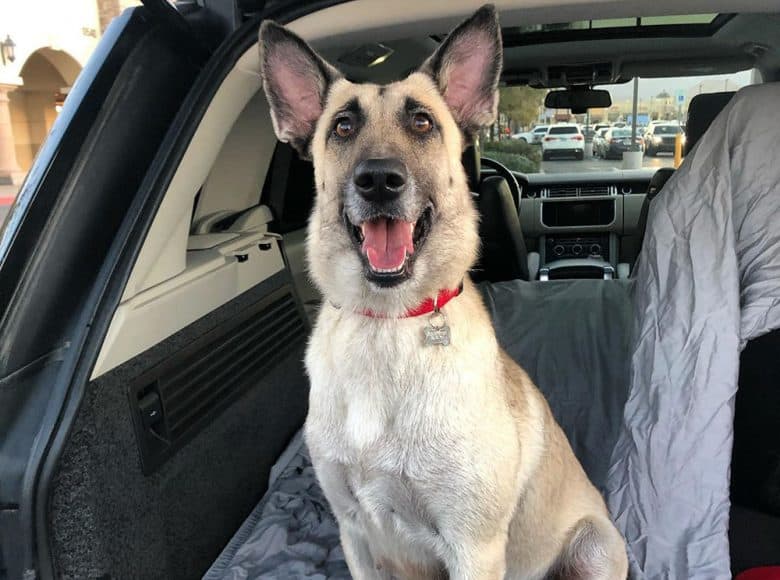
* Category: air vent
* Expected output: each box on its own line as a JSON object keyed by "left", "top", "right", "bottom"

{"left": 579, "top": 184, "right": 614, "bottom": 197}
{"left": 542, "top": 184, "right": 616, "bottom": 198}
{"left": 544, "top": 186, "right": 578, "bottom": 198}
{"left": 129, "top": 286, "right": 307, "bottom": 474}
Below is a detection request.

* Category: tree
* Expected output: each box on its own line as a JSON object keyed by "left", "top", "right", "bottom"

{"left": 497, "top": 86, "right": 547, "bottom": 136}
{"left": 656, "top": 90, "right": 670, "bottom": 99}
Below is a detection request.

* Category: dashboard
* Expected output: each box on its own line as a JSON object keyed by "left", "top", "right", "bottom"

{"left": 510, "top": 169, "right": 659, "bottom": 278}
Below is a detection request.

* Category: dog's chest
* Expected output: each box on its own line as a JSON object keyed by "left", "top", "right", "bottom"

{"left": 304, "top": 307, "right": 514, "bottom": 555}
{"left": 305, "top": 309, "right": 495, "bottom": 454}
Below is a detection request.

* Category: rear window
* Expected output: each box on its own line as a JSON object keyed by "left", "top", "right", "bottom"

{"left": 549, "top": 126, "right": 579, "bottom": 135}
{"left": 612, "top": 129, "right": 632, "bottom": 137}
{"left": 654, "top": 125, "right": 681, "bottom": 134}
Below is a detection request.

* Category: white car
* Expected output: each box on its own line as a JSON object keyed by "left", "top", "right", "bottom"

{"left": 541, "top": 124, "right": 585, "bottom": 160}
{"left": 512, "top": 125, "right": 549, "bottom": 143}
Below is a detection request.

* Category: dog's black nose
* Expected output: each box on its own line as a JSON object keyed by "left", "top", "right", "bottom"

{"left": 353, "top": 158, "right": 408, "bottom": 202}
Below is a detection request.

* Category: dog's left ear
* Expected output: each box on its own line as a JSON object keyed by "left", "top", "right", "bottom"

{"left": 419, "top": 4, "right": 502, "bottom": 140}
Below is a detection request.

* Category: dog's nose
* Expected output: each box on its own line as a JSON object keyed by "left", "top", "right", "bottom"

{"left": 353, "top": 158, "right": 408, "bottom": 202}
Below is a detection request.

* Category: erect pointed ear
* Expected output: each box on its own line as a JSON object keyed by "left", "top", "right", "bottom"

{"left": 259, "top": 21, "right": 342, "bottom": 158}
{"left": 419, "top": 4, "right": 502, "bottom": 140}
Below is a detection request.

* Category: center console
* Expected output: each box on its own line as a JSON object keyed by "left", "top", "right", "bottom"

{"left": 517, "top": 171, "right": 653, "bottom": 281}
{"left": 536, "top": 198, "right": 620, "bottom": 280}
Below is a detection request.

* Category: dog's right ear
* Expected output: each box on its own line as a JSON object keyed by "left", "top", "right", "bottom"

{"left": 259, "top": 21, "right": 341, "bottom": 158}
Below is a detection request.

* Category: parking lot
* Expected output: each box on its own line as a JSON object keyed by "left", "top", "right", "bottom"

{"left": 540, "top": 152, "right": 676, "bottom": 174}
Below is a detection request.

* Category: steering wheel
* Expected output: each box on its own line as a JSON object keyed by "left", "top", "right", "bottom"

{"left": 479, "top": 156, "right": 526, "bottom": 209}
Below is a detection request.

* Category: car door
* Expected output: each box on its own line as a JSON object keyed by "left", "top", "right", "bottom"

{"left": 0, "top": 2, "right": 324, "bottom": 579}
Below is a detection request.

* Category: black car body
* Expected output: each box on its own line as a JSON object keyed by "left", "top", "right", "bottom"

{"left": 598, "top": 128, "right": 644, "bottom": 159}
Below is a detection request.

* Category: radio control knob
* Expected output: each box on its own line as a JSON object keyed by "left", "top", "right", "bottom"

{"left": 590, "top": 244, "right": 601, "bottom": 255}
{"left": 572, "top": 244, "right": 583, "bottom": 255}
{"left": 553, "top": 244, "right": 565, "bottom": 256}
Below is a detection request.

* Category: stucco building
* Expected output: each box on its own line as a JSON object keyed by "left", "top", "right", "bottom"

{"left": 0, "top": 0, "right": 139, "bottom": 185}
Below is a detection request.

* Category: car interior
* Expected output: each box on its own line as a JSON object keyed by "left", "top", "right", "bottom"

{"left": 1, "top": 1, "right": 779, "bottom": 579}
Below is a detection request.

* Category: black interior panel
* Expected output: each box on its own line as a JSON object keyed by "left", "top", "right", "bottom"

{"left": 542, "top": 199, "right": 616, "bottom": 228}
{"left": 48, "top": 273, "right": 310, "bottom": 580}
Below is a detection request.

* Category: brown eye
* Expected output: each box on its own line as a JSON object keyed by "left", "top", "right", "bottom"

{"left": 334, "top": 116, "right": 353, "bottom": 138}
{"left": 412, "top": 112, "right": 433, "bottom": 133}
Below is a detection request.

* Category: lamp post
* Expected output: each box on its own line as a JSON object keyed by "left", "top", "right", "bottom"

{"left": 1, "top": 35, "right": 16, "bottom": 66}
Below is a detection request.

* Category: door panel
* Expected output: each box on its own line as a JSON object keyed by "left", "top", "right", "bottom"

{"left": 49, "top": 272, "right": 309, "bottom": 580}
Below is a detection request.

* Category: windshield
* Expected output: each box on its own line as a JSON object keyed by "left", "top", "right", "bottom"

{"left": 486, "top": 71, "right": 754, "bottom": 174}
{"left": 654, "top": 125, "right": 681, "bottom": 134}
{"left": 549, "top": 126, "right": 579, "bottom": 134}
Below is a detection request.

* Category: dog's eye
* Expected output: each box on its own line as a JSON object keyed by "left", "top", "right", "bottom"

{"left": 411, "top": 112, "right": 433, "bottom": 134}
{"left": 334, "top": 116, "right": 354, "bottom": 138}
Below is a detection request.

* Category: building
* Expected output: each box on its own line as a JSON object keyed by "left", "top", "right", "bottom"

{"left": 0, "top": 0, "right": 139, "bottom": 185}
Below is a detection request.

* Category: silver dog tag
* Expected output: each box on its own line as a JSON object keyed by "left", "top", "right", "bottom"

{"left": 423, "top": 310, "right": 451, "bottom": 346}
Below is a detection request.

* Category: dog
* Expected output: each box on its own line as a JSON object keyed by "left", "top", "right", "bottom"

{"left": 259, "top": 5, "right": 628, "bottom": 579}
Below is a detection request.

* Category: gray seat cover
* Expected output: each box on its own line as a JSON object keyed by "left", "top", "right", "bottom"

{"left": 606, "top": 82, "right": 780, "bottom": 579}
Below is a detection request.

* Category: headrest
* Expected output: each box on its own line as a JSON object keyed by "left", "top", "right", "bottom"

{"left": 685, "top": 91, "right": 735, "bottom": 155}
{"left": 647, "top": 167, "right": 676, "bottom": 201}
{"left": 461, "top": 138, "right": 481, "bottom": 192}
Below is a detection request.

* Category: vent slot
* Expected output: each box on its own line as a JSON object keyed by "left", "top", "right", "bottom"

{"left": 542, "top": 184, "right": 616, "bottom": 198}
{"left": 129, "top": 286, "right": 307, "bottom": 474}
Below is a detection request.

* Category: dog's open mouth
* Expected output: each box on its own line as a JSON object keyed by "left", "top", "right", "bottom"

{"left": 345, "top": 204, "right": 434, "bottom": 286}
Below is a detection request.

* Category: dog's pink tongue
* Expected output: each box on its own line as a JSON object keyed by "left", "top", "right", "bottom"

{"left": 361, "top": 217, "right": 414, "bottom": 271}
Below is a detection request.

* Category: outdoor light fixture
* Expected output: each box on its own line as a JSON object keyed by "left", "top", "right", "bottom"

{"left": 1, "top": 35, "right": 16, "bottom": 66}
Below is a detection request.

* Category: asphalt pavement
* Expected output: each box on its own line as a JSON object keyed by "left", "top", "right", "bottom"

{"left": 540, "top": 152, "right": 676, "bottom": 174}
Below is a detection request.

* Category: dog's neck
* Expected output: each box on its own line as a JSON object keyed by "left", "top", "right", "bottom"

{"left": 329, "top": 281, "right": 464, "bottom": 319}
{"left": 357, "top": 283, "right": 463, "bottom": 319}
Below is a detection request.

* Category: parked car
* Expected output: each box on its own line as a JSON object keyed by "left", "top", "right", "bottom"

{"left": 541, "top": 124, "right": 585, "bottom": 160}
{"left": 597, "top": 127, "right": 645, "bottom": 159}
{"left": 643, "top": 123, "right": 685, "bottom": 156}
{"left": 512, "top": 124, "right": 549, "bottom": 143}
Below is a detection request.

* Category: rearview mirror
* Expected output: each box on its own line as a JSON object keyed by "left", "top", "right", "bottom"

{"left": 544, "top": 89, "right": 612, "bottom": 114}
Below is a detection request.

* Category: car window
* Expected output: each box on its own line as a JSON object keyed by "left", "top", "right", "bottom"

{"left": 533, "top": 127, "right": 548, "bottom": 133}
{"left": 611, "top": 129, "right": 633, "bottom": 137}
{"left": 654, "top": 125, "right": 682, "bottom": 134}
{"left": 549, "top": 126, "right": 579, "bottom": 135}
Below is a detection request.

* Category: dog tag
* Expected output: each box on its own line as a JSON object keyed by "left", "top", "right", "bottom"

{"left": 423, "top": 310, "right": 451, "bottom": 346}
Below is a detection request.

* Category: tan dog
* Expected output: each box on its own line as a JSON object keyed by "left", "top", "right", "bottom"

{"left": 259, "top": 5, "right": 627, "bottom": 579}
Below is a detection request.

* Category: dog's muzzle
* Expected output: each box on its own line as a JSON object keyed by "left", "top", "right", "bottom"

{"left": 343, "top": 157, "right": 434, "bottom": 287}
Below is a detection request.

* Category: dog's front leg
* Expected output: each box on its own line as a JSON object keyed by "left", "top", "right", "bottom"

{"left": 448, "top": 535, "right": 508, "bottom": 580}
{"left": 340, "top": 525, "right": 392, "bottom": 580}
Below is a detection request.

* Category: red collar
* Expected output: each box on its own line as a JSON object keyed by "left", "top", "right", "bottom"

{"left": 359, "top": 284, "right": 463, "bottom": 319}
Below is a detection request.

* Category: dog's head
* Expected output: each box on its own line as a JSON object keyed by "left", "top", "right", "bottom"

{"left": 259, "top": 5, "right": 502, "bottom": 314}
